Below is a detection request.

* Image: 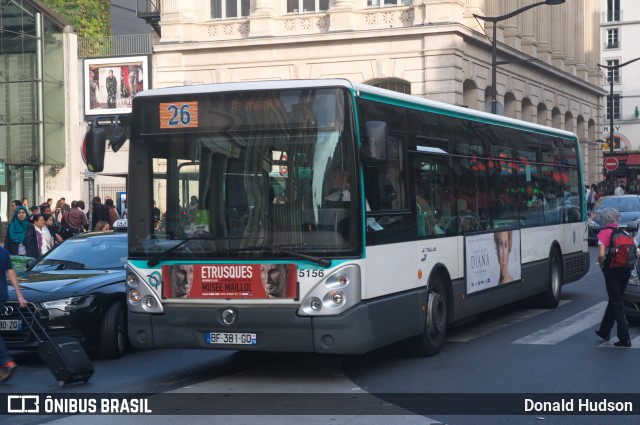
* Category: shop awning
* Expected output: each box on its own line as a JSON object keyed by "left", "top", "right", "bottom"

{"left": 626, "top": 154, "right": 640, "bottom": 166}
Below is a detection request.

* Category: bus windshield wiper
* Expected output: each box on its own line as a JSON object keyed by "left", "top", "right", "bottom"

{"left": 242, "top": 245, "right": 332, "bottom": 268}
{"left": 147, "top": 235, "right": 222, "bottom": 267}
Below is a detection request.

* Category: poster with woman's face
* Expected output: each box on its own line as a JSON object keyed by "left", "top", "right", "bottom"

{"left": 465, "top": 230, "right": 521, "bottom": 294}
{"left": 83, "top": 56, "right": 149, "bottom": 116}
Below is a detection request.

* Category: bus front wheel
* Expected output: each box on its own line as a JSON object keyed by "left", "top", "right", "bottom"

{"left": 410, "top": 275, "right": 448, "bottom": 356}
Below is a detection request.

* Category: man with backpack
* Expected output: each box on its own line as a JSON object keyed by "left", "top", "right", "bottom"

{"left": 595, "top": 207, "right": 634, "bottom": 347}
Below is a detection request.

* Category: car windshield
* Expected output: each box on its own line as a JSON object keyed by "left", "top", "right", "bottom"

{"left": 32, "top": 235, "right": 128, "bottom": 271}
{"left": 595, "top": 197, "right": 640, "bottom": 213}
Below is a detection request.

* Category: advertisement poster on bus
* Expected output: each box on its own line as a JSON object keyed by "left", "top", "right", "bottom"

{"left": 465, "top": 230, "right": 521, "bottom": 294}
{"left": 162, "top": 264, "right": 298, "bottom": 299}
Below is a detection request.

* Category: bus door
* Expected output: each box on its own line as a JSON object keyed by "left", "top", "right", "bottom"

{"left": 409, "top": 149, "right": 462, "bottom": 284}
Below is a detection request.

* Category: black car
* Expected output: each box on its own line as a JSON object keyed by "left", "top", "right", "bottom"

{"left": 587, "top": 195, "right": 640, "bottom": 245}
{"left": 1, "top": 231, "right": 128, "bottom": 358}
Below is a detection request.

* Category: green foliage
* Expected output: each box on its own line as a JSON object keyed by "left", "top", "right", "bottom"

{"left": 41, "top": 0, "right": 111, "bottom": 39}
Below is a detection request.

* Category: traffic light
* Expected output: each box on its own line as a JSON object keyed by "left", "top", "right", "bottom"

{"left": 82, "top": 122, "right": 106, "bottom": 172}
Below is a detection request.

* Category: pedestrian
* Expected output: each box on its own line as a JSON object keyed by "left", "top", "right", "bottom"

{"left": 4, "top": 205, "right": 39, "bottom": 258}
{"left": 94, "top": 221, "right": 110, "bottom": 232}
{"left": 32, "top": 213, "right": 52, "bottom": 257}
{"left": 0, "top": 244, "right": 28, "bottom": 382}
{"left": 40, "top": 204, "right": 63, "bottom": 245}
{"left": 91, "top": 197, "right": 109, "bottom": 231}
{"left": 587, "top": 184, "right": 596, "bottom": 212}
{"left": 105, "top": 199, "right": 119, "bottom": 227}
{"left": 7, "top": 200, "right": 22, "bottom": 224}
{"left": 614, "top": 183, "right": 624, "bottom": 196}
{"left": 60, "top": 201, "right": 87, "bottom": 239}
{"left": 28, "top": 205, "right": 39, "bottom": 223}
{"left": 43, "top": 213, "right": 61, "bottom": 248}
{"left": 595, "top": 207, "right": 632, "bottom": 347}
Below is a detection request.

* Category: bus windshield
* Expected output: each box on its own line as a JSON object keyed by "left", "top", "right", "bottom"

{"left": 128, "top": 88, "right": 360, "bottom": 260}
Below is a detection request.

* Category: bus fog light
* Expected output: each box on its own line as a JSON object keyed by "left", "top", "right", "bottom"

{"left": 126, "top": 273, "right": 139, "bottom": 288}
{"left": 144, "top": 296, "right": 156, "bottom": 308}
{"left": 129, "top": 289, "right": 142, "bottom": 303}
{"left": 310, "top": 298, "right": 322, "bottom": 311}
{"left": 338, "top": 275, "right": 349, "bottom": 286}
{"left": 331, "top": 290, "right": 344, "bottom": 305}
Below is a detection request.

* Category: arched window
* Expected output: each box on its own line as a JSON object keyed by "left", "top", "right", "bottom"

{"left": 367, "top": 79, "right": 411, "bottom": 94}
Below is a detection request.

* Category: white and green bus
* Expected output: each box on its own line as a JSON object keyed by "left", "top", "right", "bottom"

{"left": 115, "top": 79, "right": 589, "bottom": 356}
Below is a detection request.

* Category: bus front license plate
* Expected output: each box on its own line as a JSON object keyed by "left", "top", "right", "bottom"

{"left": 0, "top": 320, "right": 22, "bottom": 331}
{"left": 207, "top": 332, "right": 257, "bottom": 345}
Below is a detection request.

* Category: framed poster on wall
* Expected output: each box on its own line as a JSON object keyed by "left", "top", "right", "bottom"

{"left": 84, "top": 56, "right": 149, "bottom": 116}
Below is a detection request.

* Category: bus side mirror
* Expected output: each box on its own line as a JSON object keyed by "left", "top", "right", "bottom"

{"left": 83, "top": 125, "right": 106, "bottom": 172}
{"left": 361, "top": 121, "right": 388, "bottom": 164}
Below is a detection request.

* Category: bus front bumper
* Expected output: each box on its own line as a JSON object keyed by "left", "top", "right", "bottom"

{"left": 128, "top": 303, "right": 376, "bottom": 355}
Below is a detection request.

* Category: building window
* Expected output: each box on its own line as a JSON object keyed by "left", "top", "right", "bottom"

{"left": 370, "top": 80, "right": 411, "bottom": 94}
{"left": 287, "top": 0, "right": 329, "bottom": 13}
{"left": 211, "top": 0, "right": 249, "bottom": 19}
{"left": 605, "top": 29, "right": 619, "bottom": 49}
{"left": 367, "top": 0, "right": 412, "bottom": 7}
{"left": 606, "top": 60, "right": 620, "bottom": 83}
{"left": 607, "top": 0, "right": 621, "bottom": 22}
{"left": 606, "top": 94, "right": 620, "bottom": 120}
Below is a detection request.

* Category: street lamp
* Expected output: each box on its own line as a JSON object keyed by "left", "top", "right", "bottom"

{"left": 474, "top": 0, "right": 565, "bottom": 114}
{"left": 597, "top": 58, "right": 640, "bottom": 158}
{"left": 597, "top": 58, "right": 640, "bottom": 189}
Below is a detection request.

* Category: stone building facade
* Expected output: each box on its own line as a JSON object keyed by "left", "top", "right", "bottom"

{"left": 142, "top": 0, "right": 605, "bottom": 184}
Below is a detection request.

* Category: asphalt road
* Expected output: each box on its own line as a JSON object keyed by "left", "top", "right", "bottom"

{"left": 2, "top": 246, "right": 638, "bottom": 424}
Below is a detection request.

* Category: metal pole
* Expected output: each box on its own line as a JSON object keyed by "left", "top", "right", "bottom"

{"left": 491, "top": 23, "right": 497, "bottom": 114}
{"left": 609, "top": 75, "right": 615, "bottom": 191}
{"left": 609, "top": 74, "right": 614, "bottom": 158}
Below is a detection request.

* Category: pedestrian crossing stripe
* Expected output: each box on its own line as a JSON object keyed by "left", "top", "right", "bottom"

{"left": 513, "top": 302, "right": 607, "bottom": 345}
{"left": 446, "top": 299, "right": 639, "bottom": 348}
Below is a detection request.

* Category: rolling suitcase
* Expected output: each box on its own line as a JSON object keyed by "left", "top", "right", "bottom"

{"left": 17, "top": 306, "right": 94, "bottom": 387}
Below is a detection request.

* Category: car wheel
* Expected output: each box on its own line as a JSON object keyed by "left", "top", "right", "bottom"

{"left": 97, "top": 302, "right": 127, "bottom": 359}
{"left": 409, "top": 274, "right": 448, "bottom": 356}
{"left": 538, "top": 249, "right": 562, "bottom": 308}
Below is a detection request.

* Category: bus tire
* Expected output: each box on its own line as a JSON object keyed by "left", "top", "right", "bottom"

{"left": 97, "top": 302, "right": 128, "bottom": 359}
{"left": 538, "top": 250, "right": 562, "bottom": 308}
{"left": 410, "top": 274, "right": 448, "bottom": 356}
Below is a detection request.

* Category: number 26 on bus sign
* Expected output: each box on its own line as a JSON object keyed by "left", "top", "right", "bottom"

{"left": 160, "top": 102, "right": 199, "bottom": 129}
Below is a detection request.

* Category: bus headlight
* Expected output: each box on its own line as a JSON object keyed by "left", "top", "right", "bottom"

{"left": 126, "top": 273, "right": 139, "bottom": 288}
{"left": 129, "top": 290, "right": 142, "bottom": 302}
{"left": 330, "top": 290, "right": 344, "bottom": 305}
{"left": 126, "top": 266, "right": 164, "bottom": 314}
{"left": 298, "top": 265, "right": 360, "bottom": 316}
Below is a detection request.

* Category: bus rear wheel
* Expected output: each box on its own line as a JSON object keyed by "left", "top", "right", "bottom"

{"left": 410, "top": 275, "right": 448, "bottom": 356}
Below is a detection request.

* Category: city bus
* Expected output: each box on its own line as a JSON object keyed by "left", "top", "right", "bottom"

{"left": 115, "top": 79, "right": 589, "bottom": 356}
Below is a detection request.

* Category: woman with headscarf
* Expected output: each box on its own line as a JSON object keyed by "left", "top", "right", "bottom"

{"left": 4, "top": 205, "right": 39, "bottom": 258}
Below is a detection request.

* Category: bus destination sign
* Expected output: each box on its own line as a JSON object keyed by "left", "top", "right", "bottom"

{"left": 159, "top": 101, "right": 199, "bottom": 129}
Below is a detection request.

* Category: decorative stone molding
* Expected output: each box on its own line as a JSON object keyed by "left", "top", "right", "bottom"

{"left": 206, "top": 20, "right": 250, "bottom": 39}
{"left": 363, "top": 9, "right": 413, "bottom": 28}
{"left": 282, "top": 15, "right": 330, "bottom": 34}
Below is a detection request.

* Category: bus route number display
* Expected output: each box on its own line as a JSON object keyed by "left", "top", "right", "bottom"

{"left": 160, "top": 102, "right": 199, "bottom": 129}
